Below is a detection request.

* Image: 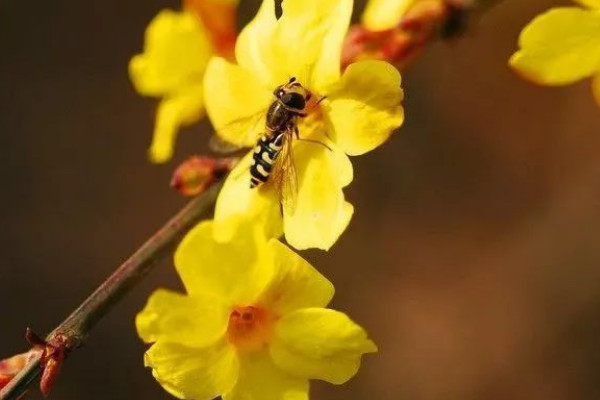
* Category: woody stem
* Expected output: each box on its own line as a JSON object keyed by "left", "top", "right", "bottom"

{"left": 0, "top": 180, "right": 224, "bottom": 400}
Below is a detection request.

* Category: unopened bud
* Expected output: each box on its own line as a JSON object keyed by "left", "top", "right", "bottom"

{"left": 341, "top": 25, "right": 420, "bottom": 70}
{"left": 25, "top": 328, "right": 70, "bottom": 397}
{"left": 400, "top": 0, "right": 446, "bottom": 32}
{"left": 40, "top": 342, "right": 65, "bottom": 397}
{"left": 342, "top": 0, "right": 471, "bottom": 69}
{"left": 171, "top": 156, "right": 237, "bottom": 196}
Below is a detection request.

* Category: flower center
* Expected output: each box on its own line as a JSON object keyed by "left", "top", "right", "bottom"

{"left": 227, "top": 306, "right": 273, "bottom": 352}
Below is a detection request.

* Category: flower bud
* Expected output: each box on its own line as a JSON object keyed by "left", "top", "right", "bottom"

{"left": 171, "top": 156, "right": 237, "bottom": 197}
{"left": 343, "top": 0, "right": 472, "bottom": 69}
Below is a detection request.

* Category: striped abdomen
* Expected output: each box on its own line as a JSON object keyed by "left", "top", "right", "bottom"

{"left": 250, "top": 132, "right": 285, "bottom": 188}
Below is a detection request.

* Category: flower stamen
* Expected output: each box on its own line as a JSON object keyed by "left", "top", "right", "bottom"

{"left": 227, "top": 305, "right": 273, "bottom": 352}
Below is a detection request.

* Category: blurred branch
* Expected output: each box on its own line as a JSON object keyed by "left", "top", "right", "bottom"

{"left": 0, "top": 180, "right": 224, "bottom": 400}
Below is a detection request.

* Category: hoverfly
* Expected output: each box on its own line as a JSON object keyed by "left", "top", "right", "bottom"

{"left": 210, "top": 77, "right": 329, "bottom": 213}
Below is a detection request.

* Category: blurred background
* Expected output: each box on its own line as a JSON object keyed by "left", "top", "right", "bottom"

{"left": 2, "top": 0, "right": 600, "bottom": 399}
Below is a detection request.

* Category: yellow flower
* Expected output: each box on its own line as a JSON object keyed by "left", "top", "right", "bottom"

{"left": 362, "top": 0, "right": 418, "bottom": 31}
{"left": 130, "top": 9, "right": 212, "bottom": 163}
{"left": 509, "top": 0, "right": 600, "bottom": 106}
{"left": 204, "top": 0, "right": 404, "bottom": 251}
{"left": 136, "top": 220, "right": 377, "bottom": 400}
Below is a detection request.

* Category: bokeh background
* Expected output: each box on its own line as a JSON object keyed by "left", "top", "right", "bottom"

{"left": 2, "top": 0, "right": 600, "bottom": 399}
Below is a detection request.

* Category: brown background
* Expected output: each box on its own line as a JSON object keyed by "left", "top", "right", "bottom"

{"left": 2, "top": 0, "right": 600, "bottom": 399}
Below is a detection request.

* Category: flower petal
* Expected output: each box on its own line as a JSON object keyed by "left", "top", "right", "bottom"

{"left": 224, "top": 351, "right": 308, "bottom": 400}
{"left": 129, "top": 9, "right": 211, "bottom": 96}
{"left": 174, "top": 220, "right": 272, "bottom": 306}
{"left": 593, "top": 74, "right": 600, "bottom": 106}
{"left": 270, "top": 308, "right": 377, "bottom": 385}
{"left": 509, "top": 7, "right": 600, "bottom": 85}
{"left": 149, "top": 85, "right": 204, "bottom": 163}
{"left": 276, "top": 0, "right": 353, "bottom": 91}
{"left": 204, "top": 0, "right": 358, "bottom": 161}
{"left": 574, "top": 0, "right": 600, "bottom": 9}
{"left": 326, "top": 60, "right": 404, "bottom": 156}
{"left": 283, "top": 142, "right": 354, "bottom": 251}
{"left": 235, "top": 0, "right": 352, "bottom": 91}
{"left": 145, "top": 340, "right": 238, "bottom": 400}
{"left": 184, "top": 0, "right": 239, "bottom": 58}
{"left": 203, "top": 57, "right": 272, "bottom": 147}
{"left": 213, "top": 152, "right": 283, "bottom": 242}
{"left": 136, "top": 289, "right": 228, "bottom": 348}
{"left": 234, "top": 0, "right": 281, "bottom": 87}
{"left": 361, "top": 0, "right": 417, "bottom": 31}
{"left": 257, "top": 240, "right": 334, "bottom": 315}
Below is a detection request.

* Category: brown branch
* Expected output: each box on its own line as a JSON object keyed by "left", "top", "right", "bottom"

{"left": 0, "top": 180, "right": 224, "bottom": 400}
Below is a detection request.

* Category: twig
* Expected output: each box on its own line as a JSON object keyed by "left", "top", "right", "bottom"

{"left": 0, "top": 180, "right": 224, "bottom": 400}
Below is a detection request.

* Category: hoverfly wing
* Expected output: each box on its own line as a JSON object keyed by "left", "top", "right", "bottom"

{"left": 271, "top": 129, "right": 298, "bottom": 215}
{"left": 211, "top": 108, "right": 267, "bottom": 153}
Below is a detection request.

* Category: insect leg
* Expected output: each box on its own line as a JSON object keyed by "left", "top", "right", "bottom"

{"left": 297, "top": 138, "right": 332, "bottom": 151}
{"left": 302, "top": 94, "right": 326, "bottom": 117}
{"left": 296, "top": 137, "right": 332, "bottom": 152}
{"left": 293, "top": 122, "right": 332, "bottom": 151}
{"left": 316, "top": 95, "right": 327, "bottom": 105}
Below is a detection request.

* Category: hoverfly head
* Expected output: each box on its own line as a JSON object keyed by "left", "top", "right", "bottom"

{"left": 275, "top": 78, "right": 310, "bottom": 112}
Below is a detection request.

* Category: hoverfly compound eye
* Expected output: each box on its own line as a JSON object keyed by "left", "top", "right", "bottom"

{"left": 281, "top": 92, "right": 306, "bottom": 110}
